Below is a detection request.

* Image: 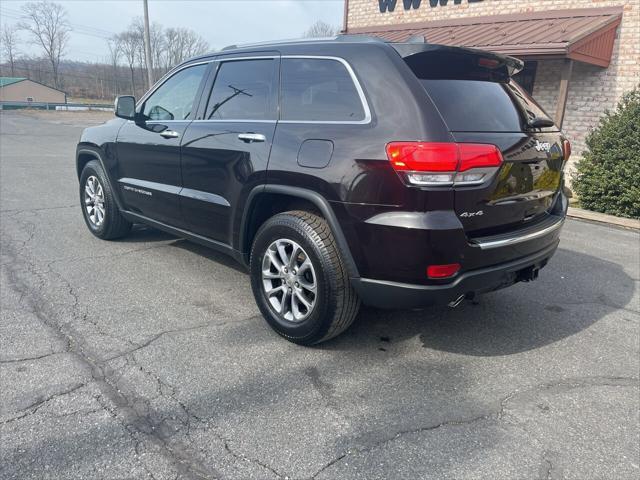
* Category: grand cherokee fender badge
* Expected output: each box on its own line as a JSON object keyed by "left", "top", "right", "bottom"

{"left": 460, "top": 210, "right": 484, "bottom": 218}
{"left": 123, "top": 185, "right": 152, "bottom": 196}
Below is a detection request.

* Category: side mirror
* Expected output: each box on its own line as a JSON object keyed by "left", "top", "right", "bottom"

{"left": 115, "top": 95, "right": 136, "bottom": 120}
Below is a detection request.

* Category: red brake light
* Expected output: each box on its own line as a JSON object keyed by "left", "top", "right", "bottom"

{"left": 478, "top": 57, "right": 500, "bottom": 69}
{"left": 458, "top": 144, "right": 503, "bottom": 172}
{"left": 427, "top": 263, "right": 461, "bottom": 279}
{"left": 386, "top": 142, "right": 503, "bottom": 186}
{"left": 562, "top": 139, "right": 571, "bottom": 160}
{"left": 385, "top": 142, "right": 458, "bottom": 172}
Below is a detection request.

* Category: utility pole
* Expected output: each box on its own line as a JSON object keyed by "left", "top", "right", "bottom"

{"left": 142, "top": 0, "right": 154, "bottom": 89}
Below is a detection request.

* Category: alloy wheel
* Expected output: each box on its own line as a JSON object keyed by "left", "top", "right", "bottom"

{"left": 261, "top": 238, "right": 317, "bottom": 322}
{"left": 84, "top": 175, "right": 105, "bottom": 227}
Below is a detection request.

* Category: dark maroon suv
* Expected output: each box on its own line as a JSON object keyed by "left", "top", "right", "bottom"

{"left": 76, "top": 36, "right": 569, "bottom": 344}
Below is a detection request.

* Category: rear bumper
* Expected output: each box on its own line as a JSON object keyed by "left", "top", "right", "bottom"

{"left": 351, "top": 239, "right": 559, "bottom": 309}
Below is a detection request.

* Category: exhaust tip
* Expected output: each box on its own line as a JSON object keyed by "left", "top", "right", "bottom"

{"left": 448, "top": 294, "right": 466, "bottom": 308}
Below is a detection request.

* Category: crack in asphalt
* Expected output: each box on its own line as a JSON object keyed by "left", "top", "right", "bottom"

{"left": 0, "top": 351, "right": 66, "bottom": 364}
{"left": 43, "top": 242, "right": 176, "bottom": 268}
{"left": 1, "top": 383, "right": 85, "bottom": 424}
{"left": 538, "top": 450, "right": 561, "bottom": 480}
{"left": 3, "top": 210, "right": 276, "bottom": 477}
{"left": 310, "top": 375, "right": 640, "bottom": 479}
{"left": 0, "top": 204, "right": 76, "bottom": 214}
{"left": 1, "top": 236, "right": 229, "bottom": 479}
{"left": 0, "top": 242, "right": 175, "bottom": 269}
{"left": 100, "top": 318, "right": 254, "bottom": 364}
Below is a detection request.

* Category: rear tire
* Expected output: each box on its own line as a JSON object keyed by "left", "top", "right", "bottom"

{"left": 79, "top": 160, "right": 132, "bottom": 240}
{"left": 250, "top": 210, "right": 360, "bottom": 345}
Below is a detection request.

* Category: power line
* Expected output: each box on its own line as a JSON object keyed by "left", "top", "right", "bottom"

{"left": 0, "top": 7, "right": 116, "bottom": 39}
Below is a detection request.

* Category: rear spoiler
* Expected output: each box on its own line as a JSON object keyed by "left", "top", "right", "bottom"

{"left": 390, "top": 43, "right": 524, "bottom": 79}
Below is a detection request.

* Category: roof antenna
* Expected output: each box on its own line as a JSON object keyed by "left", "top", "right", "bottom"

{"left": 406, "top": 35, "right": 428, "bottom": 44}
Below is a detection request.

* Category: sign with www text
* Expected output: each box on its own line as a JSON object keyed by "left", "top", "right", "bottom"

{"left": 379, "top": 0, "right": 484, "bottom": 13}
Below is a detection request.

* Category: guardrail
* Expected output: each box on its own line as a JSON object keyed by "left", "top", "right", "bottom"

{"left": 0, "top": 101, "right": 114, "bottom": 111}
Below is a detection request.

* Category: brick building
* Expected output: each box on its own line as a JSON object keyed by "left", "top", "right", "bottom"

{"left": 343, "top": 0, "right": 639, "bottom": 174}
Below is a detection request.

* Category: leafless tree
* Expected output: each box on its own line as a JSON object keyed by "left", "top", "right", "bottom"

{"left": 129, "top": 18, "right": 148, "bottom": 88}
{"left": 116, "top": 31, "right": 141, "bottom": 95}
{"left": 107, "top": 38, "right": 121, "bottom": 97}
{"left": 163, "top": 27, "right": 209, "bottom": 71}
{"left": 149, "top": 22, "right": 165, "bottom": 78}
{"left": 19, "top": 1, "right": 70, "bottom": 89}
{"left": 304, "top": 20, "right": 338, "bottom": 38}
{"left": 90, "top": 23, "right": 210, "bottom": 99}
{"left": 1, "top": 25, "right": 20, "bottom": 76}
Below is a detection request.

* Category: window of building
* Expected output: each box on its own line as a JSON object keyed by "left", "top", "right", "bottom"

{"left": 280, "top": 58, "right": 365, "bottom": 122}
{"left": 142, "top": 63, "right": 208, "bottom": 121}
{"left": 205, "top": 59, "right": 277, "bottom": 121}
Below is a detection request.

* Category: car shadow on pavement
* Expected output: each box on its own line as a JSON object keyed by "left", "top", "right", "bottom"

{"left": 118, "top": 226, "right": 635, "bottom": 357}
{"left": 323, "top": 247, "right": 636, "bottom": 356}
{"left": 117, "top": 225, "right": 247, "bottom": 273}
{"left": 117, "top": 224, "right": 176, "bottom": 243}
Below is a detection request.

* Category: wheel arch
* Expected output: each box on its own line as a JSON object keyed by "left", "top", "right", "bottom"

{"left": 76, "top": 145, "right": 124, "bottom": 210}
{"left": 239, "top": 185, "right": 360, "bottom": 279}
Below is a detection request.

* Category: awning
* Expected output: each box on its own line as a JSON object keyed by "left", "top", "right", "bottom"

{"left": 347, "top": 7, "right": 623, "bottom": 67}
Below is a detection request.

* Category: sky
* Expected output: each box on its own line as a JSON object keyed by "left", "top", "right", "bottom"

{"left": 0, "top": 0, "right": 345, "bottom": 63}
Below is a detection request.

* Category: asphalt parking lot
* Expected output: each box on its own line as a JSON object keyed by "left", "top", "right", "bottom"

{"left": 1, "top": 110, "right": 638, "bottom": 480}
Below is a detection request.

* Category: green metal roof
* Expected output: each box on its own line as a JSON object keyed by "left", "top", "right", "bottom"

{"left": 0, "top": 77, "right": 27, "bottom": 87}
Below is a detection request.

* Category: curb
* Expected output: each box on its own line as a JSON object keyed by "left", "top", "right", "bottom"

{"left": 567, "top": 207, "right": 640, "bottom": 230}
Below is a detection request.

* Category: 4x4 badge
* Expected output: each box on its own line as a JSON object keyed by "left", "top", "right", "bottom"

{"left": 460, "top": 211, "right": 484, "bottom": 218}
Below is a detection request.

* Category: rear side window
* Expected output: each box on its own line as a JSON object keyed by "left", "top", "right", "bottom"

{"left": 281, "top": 58, "right": 366, "bottom": 122}
{"left": 421, "top": 79, "right": 522, "bottom": 132}
{"left": 205, "top": 59, "right": 277, "bottom": 121}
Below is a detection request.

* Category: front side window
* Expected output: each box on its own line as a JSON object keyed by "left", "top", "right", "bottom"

{"left": 205, "top": 59, "right": 277, "bottom": 121}
{"left": 280, "top": 58, "right": 366, "bottom": 122}
{"left": 142, "top": 63, "right": 208, "bottom": 121}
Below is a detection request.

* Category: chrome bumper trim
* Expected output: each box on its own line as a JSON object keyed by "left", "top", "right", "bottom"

{"left": 472, "top": 217, "right": 564, "bottom": 250}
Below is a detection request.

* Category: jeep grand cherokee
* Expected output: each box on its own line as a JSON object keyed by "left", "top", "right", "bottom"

{"left": 76, "top": 36, "right": 569, "bottom": 345}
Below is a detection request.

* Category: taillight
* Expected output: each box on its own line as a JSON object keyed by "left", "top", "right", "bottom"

{"left": 427, "top": 263, "right": 461, "bottom": 279}
{"left": 385, "top": 142, "right": 503, "bottom": 186}
{"left": 562, "top": 139, "right": 571, "bottom": 161}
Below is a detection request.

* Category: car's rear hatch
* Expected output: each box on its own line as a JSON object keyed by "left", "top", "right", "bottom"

{"left": 396, "top": 44, "right": 567, "bottom": 235}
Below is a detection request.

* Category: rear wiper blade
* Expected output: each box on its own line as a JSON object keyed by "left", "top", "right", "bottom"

{"left": 528, "top": 116, "right": 555, "bottom": 128}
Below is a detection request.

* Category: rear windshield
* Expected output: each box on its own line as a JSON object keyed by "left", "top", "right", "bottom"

{"left": 405, "top": 52, "right": 554, "bottom": 132}
{"left": 422, "top": 79, "right": 522, "bottom": 132}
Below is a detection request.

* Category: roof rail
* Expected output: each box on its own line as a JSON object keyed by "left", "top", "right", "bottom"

{"left": 334, "top": 34, "right": 386, "bottom": 43}
{"left": 220, "top": 36, "right": 335, "bottom": 51}
{"left": 219, "top": 34, "right": 388, "bottom": 52}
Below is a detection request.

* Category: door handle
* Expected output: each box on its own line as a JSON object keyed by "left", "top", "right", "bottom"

{"left": 160, "top": 130, "right": 180, "bottom": 139}
{"left": 238, "top": 133, "right": 266, "bottom": 143}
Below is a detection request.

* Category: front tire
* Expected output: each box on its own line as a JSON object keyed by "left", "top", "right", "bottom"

{"left": 79, "top": 160, "right": 132, "bottom": 240}
{"left": 250, "top": 211, "right": 360, "bottom": 345}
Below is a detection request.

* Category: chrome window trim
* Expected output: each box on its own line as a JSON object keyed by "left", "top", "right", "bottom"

{"left": 279, "top": 55, "right": 372, "bottom": 125}
{"left": 133, "top": 55, "right": 372, "bottom": 126}
{"left": 192, "top": 119, "right": 277, "bottom": 124}
{"left": 212, "top": 55, "right": 279, "bottom": 62}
